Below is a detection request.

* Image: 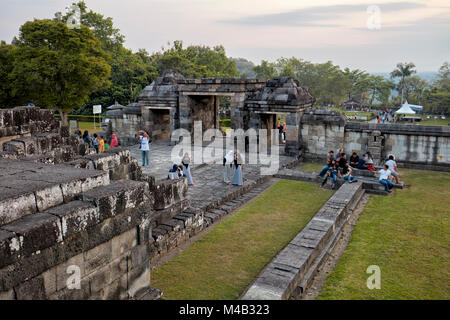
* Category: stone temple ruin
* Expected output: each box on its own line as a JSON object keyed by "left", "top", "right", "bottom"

{"left": 0, "top": 72, "right": 449, "bottom": 300}
{"left": 106, "top": 70, "right": 316, "bottom": 156}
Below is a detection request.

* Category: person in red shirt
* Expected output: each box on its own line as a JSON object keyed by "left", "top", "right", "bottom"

{"left": 110, "top": 133, "right": 119, "bottom": 148}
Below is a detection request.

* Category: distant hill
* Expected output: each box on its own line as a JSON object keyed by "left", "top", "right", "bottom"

{"left": 232, "top": 58, "right": 256, "bottom": 78}
{"left": 372, "top": 71, "right": 438, "bottom": 83}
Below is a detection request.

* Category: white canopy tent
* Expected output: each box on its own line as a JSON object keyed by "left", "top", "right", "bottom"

{"left": 395, "top": 101, "right": 416, "bottom": 115}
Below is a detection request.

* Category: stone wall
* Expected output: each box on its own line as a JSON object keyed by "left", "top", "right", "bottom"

{"left": 0, "top": 158, "right": 156, "bottom": 300}
{"left": 0, "top": 106, "right": 59, "bottom": 149}
{"left": 300, "top": 109, "right": 450, "bottom": 170}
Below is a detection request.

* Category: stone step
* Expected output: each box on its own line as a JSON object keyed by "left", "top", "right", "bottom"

{"left": 82, "top": 180, "right": 148, "bottom": 221}
{"left": 0, "top": 159, "right": 110, "bottom": 227}
{"left": 0, "top": 180, "right": 149, "bottom": 271}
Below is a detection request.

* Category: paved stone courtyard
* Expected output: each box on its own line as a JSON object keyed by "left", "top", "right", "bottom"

{"left": 129, "top": 140, "right": 298, "bottom": 211}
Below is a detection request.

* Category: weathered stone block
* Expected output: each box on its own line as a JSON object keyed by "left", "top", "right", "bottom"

{"left": 83, "top": 240, "right": 112, "bottom": 275}
{"left": 111, "top": 227, "right": 137, "bottom": 260}
{"left": 56, "top": 253, "right": 85, "bottom": 291}
{"left": 46, "top": 201, "right": 100, "bottom": 239}
{"left": 2, "top": 213, "right": 63, "bottom": 256}
{"left": 14, "top": 276, "right": 46, "bottom": 300}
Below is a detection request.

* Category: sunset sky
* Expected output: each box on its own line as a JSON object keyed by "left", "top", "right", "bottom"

{"left": 1, "top": 0, "right": 449, "bottom": 72}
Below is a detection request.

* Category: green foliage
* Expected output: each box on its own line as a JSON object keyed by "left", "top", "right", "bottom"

{"left": 9, "top": 19, "right": 110, "bottom": 123}
{"left": 150, "top": 40, "right": 239, "bottom": 78}
{"left": 56, "top": 2, "right": 157, "bottom": 113}
{"left": 252, "top": 58, "right": 393, "bottom": 107}
{"left": 0, "top": 41, "right": 18, "bottom": 107}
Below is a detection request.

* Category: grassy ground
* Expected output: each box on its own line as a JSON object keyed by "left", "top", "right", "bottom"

{"left": 415, "top": 118, "right": 449, "bottom": 126}
{"left": 73, "top": 121, "right": 103, "bottom": 134}
{"left": 318, "top": 169, "right": 450, "bottom": 299}
{"left": 151, "top": 180, "right": 333, "bottom": 299}
{"left": 298, "top": 163, "right": 324, "bottom": 172}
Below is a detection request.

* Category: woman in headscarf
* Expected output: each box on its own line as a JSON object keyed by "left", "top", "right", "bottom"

{"left": 181, "top": 153, "right": 194, "bottom": 186}
{"left": 82, "top": 130, "right": 91, "bottom": 147}
{"left": 168, "top": 164, "right": 180, "bottom": 180}
{"left": 223, "top": 150, "right": 234, "bottom": 185}
{"left": 231, "top": 149, "right": 244, "bottom": 186}
{"left": 110, "top": 133, "right": 119, "bottom": 148}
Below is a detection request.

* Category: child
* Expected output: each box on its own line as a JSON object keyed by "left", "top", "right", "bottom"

{"left": 98, "top": 136, "right": 105, "bottom": 153}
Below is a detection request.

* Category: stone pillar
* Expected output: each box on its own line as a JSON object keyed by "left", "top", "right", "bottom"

{"left": 368, "top": 130, "right": 384, "bottom": 164}
{"left": 178, "top": 94, "right": 191, "bottom": 134}
{"left": 284, "top": 111, "right": 302, "bottom": 156}
{"left": 230, "top": 93, "right": 245, "bottom": 130}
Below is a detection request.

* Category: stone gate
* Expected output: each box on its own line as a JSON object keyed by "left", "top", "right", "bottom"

{"left": 106, "top": 70, "right": 316, "bottom": 156}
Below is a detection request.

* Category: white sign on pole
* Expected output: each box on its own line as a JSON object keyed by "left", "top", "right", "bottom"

{"left": 93, "top": 105, "right": 102, "bottom": 114}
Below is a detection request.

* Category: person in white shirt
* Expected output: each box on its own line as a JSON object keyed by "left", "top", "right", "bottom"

{"left": 378, "top": 164, "right": 394, "bottom": 192}
{"left": 385, "top": 155, "right": 399, "bottom": 183}
{"left": 137, "top": 130, "right": 150, "bottom": 166}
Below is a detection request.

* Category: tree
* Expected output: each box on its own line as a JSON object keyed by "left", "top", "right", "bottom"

{"left": 10, "top": 19, "right": 111, "bottom": 125}
{"left": 55, "top": 1, "right": 157, "bottom": 112}
{"left": 390, "top": 62, "right": 416, "bottom": 104}
{"left": 150, "top": 41, "right": 239, "bottom": 78}
{"left": 0, "top": 41, "right": 18, "bottom": 107}
{"left": 253, "top": 60, "right": 278, "bottom": 78}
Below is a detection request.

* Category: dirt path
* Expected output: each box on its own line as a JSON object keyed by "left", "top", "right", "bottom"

{"left": 298, "top": 193, "right": 371, "bottom": 300}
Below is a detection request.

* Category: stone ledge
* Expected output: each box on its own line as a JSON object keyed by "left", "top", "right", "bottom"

{"left": 241, "top": 182, "right": 364, "bottom": 300}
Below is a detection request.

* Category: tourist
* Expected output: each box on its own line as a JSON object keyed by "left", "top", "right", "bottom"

{"left": 341, "top": 163, "right": 357, "bottom": 183}
{"left": 231, "top": 149, "right": 244, "bottom": 186}
{"left": 110, "top": 133, "right": 119, "bottom": 148}
{"left": 364, "top": 151, "right": 375, "bottom": 171}
{"left": 378, "top": 164, "right": 394, "bottom": 192}
{"left": 168, "top": 164, "right": 182, "bottom": 180}
{"left": 137, "top": 129, "right": 150, "bottom": 167}
{"left": 74, "top": 127, "right": 82, "bottom": 137}
{"left": 98, "top": 136, "right": 105, "bottom": 153}
{"left": 335, "top": 148, "right": 344, "bottom": 161}
{"left": 223, "top": 150, "right": 234, "bottom": 185}
{"left": 385, "top": 155, "right": 400, "bottom": 183}
{"left": 82, "top": 130, "right": 91, "bottom": 147}
{"left": 278, "top": 123, "right": 284, "bottom": 143}
{"left": 317, "top": 150, "right": 334, "bottom": 178}
{"left": 92, "top": 133, "right": 99, "bottom": 153}
{"left": 321, "top": 159, "right": 340, "bottom": 190}
{"left": 282, "top": 122, "right": 287, "bottom": 141}
{"left": 349, "top": 152, "right": 359, "bottom": 168}
{"left": 182, "top": 153, "right": 194, "bottom": 186}
{"left": 338, "top": 152, "right": 348, "bottom": 169}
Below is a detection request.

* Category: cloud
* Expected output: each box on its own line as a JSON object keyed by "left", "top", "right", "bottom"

{"left": 219, "top": 2, "right": 426, "bottom": 27}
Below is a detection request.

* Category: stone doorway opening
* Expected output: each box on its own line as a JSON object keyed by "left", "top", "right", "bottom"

{"left": 146, "top": 108, "right": 171, "bottom": 141}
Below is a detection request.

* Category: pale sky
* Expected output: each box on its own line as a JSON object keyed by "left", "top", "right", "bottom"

{"left": 0, "top": 0, "right": 449, "bottom": 72}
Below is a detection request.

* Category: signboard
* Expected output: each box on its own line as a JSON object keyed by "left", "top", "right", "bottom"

{"left": 93, "top": 105, "right": 102, "bottom": 114}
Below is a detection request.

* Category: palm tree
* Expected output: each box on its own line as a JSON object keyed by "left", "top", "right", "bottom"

{"left": 390, "top": 62, "right": 416, "bottom": 105}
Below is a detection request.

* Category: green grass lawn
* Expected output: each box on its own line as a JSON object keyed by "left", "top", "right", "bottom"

{"left": 415, "top": 118, "right": 449, "bottom": 126}
{"left": 318, "top": 169, "right": 450, "bottom": 300}
{"left": 72, "top": 121, "right": 103, "bottom": 134}
{"left": 298, "top": 163, "right": 324, "bottom": 172}
{"left": 151, "top": 180, "right": 333, "bottom": 299}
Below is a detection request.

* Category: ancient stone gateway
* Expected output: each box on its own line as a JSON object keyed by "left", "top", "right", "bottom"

{"left": 108, "top": 70, "right": 316, "bottom": 156}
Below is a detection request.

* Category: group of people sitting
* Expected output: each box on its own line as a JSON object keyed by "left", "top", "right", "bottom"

{"left": 317, "top": 149, "right": 360, "bottom": 190}
{"left": 317, "top": 148, "right": 400, "bottom": 192}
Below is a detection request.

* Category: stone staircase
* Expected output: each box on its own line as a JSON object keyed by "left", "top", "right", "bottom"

{"left": 0, "top": 159, "right": 155, "bottom": 300}
{"left": 149, "top": 178, "right": 275, "bottom": 264}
